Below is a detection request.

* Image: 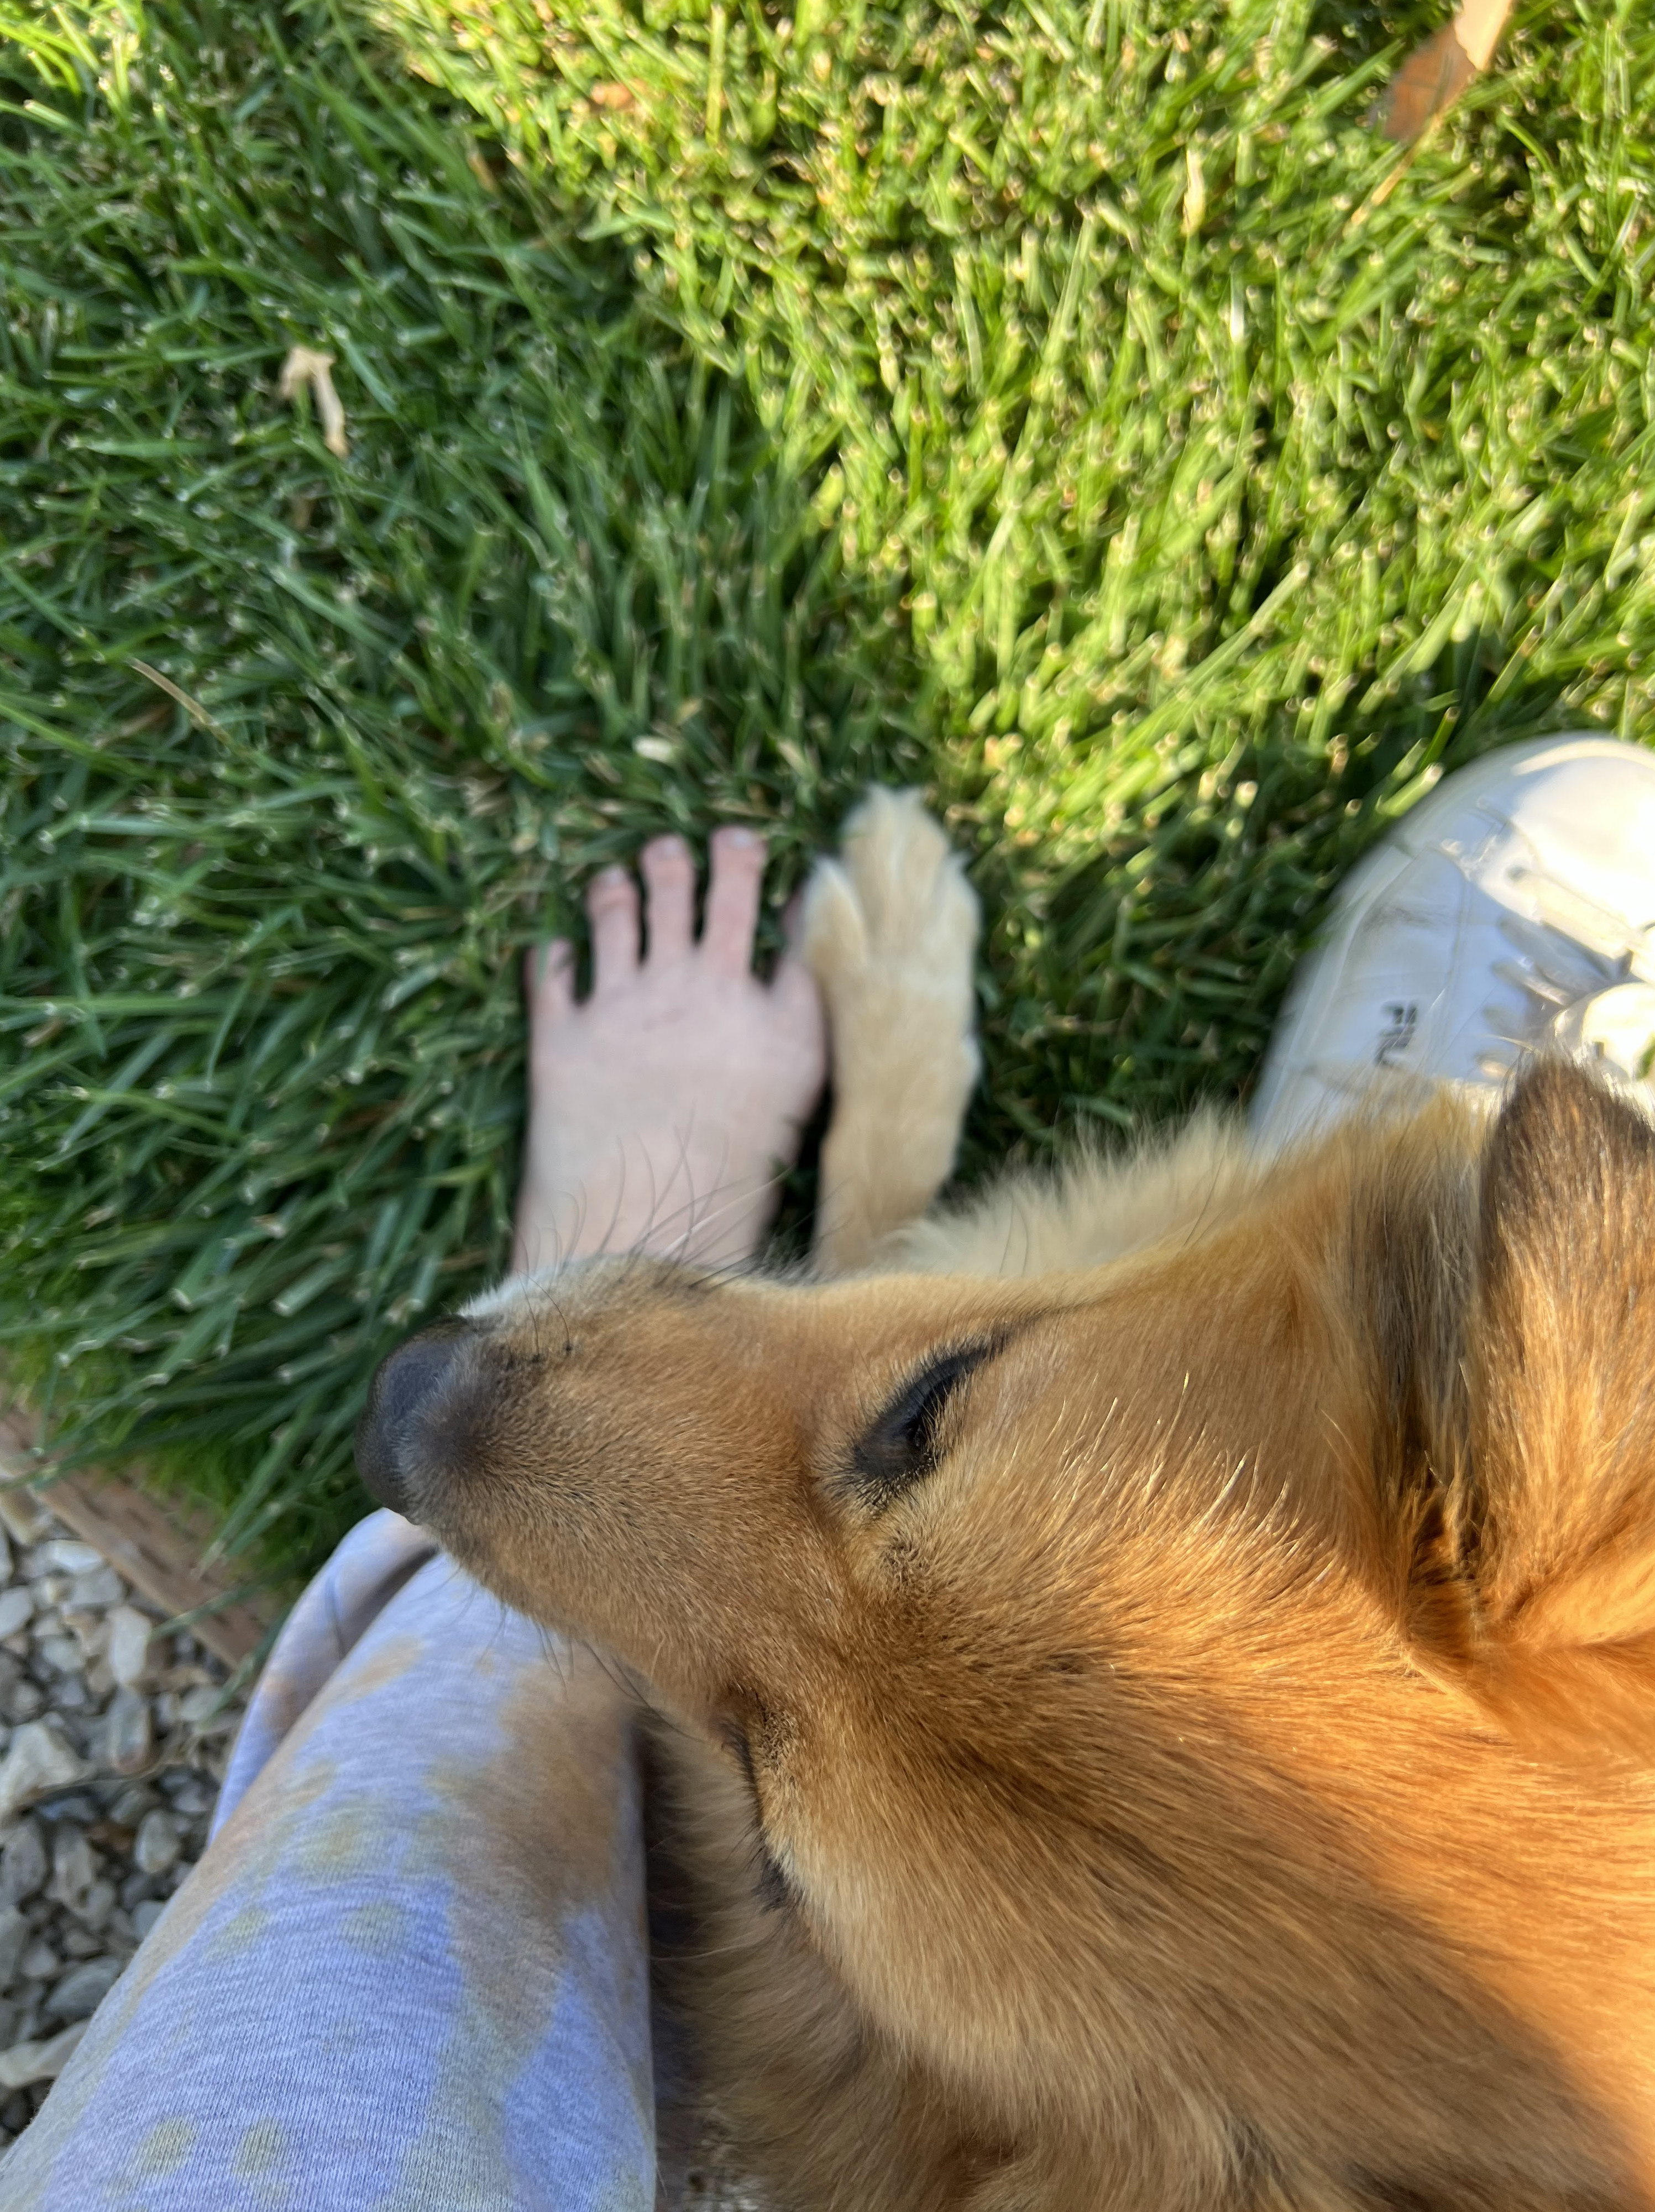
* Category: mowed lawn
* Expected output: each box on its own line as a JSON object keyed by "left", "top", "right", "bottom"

{"left": 1, "top": 0, "right": 1652, "bottom": 1581}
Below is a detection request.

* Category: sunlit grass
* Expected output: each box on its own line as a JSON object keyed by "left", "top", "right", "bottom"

{"left": 1, "top": 0, "right": 1651, "bottom": 1581}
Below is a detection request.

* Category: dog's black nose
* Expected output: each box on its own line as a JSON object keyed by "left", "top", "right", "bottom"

{"left": 355, "top": 1325, "right": 466, "bottom": 1517}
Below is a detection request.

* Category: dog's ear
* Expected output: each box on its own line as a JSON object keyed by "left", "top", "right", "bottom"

{"left": 1452, "top": 1060, "right": 1655, "bottom": 1764}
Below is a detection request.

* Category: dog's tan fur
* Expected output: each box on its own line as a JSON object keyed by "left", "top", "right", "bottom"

{"left": 375, "top": 794, "right": 1655, "bottom": 2209}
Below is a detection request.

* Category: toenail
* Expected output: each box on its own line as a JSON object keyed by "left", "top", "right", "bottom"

{"left": 593, "top": 867, "right": 630, "bottom": 890}
{"left": 722, "top": 827, "right": 760, "bottom": 850}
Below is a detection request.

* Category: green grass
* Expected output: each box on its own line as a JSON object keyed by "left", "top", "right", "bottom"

{"left": 1, "top": 0, "right": 1652, "bottom": 1586}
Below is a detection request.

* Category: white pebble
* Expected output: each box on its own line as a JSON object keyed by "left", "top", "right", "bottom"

{"left": 48, "top": 1826, "right": 99, "bottom": 1914}
{"left": 131, "top": 1898, "right": 167, "bottom": 1941}
{"left": 75, "top": 1878, "right": 117, "bottom": 1932}
{"left": 45, "top": 1956, "right": 121, "bottom": 2022}
{"left": 103, "top": 1608, "right": 155, "bottom": 1690}
{"left": 179, "top": 1685, "right": 227, "bottom": 1729}
{"left": 0, "top": 1722, "right": 91, "bottom": 1821}
{"left": 0, "top": 1592, "right": 33, "bottom": 1642}
{"left": 108, "top": 1785, "right": 156, "bottom": 1828}
{"left": 35, "top": 1637, "right": 84, "bottom": 1679}
{"left": 66, "top": 1568, "right": 123, "bottom": 1611}
{"left": 102, "top": 1689, "right": 153, "bottom": 1778}
{"left": 37, "top": 1790, "right": 95, "bottom": 1823}
{"left": 17, "top": 1937, "right": 59, "bottom": 1983}
{"left": 0, "top": 1821, "right": 47, "bottom": 1907}
{"left": 26, "top": 1542, "right": 102, "bottom": 1579}
{"left": 0, "top": 2019, "right": 86, "bottom": 2089}
{"left": 133, "top": 1809, "right": 180, "bottom": 1877}
{"left": 60, "top": 1609, "right": 106, "bottom": 1662}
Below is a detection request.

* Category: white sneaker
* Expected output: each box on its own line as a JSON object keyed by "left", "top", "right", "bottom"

{"left": 1251, "top": 734, "right": 1655, "bottom": 1149}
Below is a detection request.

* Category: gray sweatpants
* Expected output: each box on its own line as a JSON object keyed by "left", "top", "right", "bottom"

{"left": 0, "top": 1510, "right": 660, "bottom": 2210}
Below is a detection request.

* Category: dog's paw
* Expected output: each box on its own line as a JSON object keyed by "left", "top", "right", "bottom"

{"left": 803, "top": 790, "right": 981, "bottom": 1271}
{"left": 802, "top": 787, "right": 980, "bottom": 1028}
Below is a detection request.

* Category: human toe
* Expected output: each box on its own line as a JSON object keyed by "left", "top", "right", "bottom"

{"left": 641, "top": 835, "right": 695, "bottom": 963}
{"left": 525, "top": 938, "right": 576, "bottom": 1026}
{"left": 701, "top": 826, "right": 767, "bottom": 974}
{"left": 586, "top": 866, "right": 640, "bottom": 988}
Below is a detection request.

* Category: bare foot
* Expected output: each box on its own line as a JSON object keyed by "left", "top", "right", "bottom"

{"left": 513, "top": 829, "right": 827, "bottom": 1273}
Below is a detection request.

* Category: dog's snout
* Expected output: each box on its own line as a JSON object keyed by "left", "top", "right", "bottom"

{"left": 355, "top": 1325, "right": 467, "bottom": 1516}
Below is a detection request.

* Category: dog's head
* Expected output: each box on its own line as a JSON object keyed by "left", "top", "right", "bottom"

{"left": 358, "top": 1061, "right": 1655, "bottom": 2206}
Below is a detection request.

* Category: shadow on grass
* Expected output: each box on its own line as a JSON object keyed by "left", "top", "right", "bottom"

{"left": 365, "top": 0, "right": 1655, "bottom": 1152}
{"left": 0, "top": 0, "right": 924, "bottom": 1580}
{"left": 3, "top": 0, "right": 1652, "bottom": 1580}
{"left": 961, "top": 637, "right": 1602, "bottom": 1178}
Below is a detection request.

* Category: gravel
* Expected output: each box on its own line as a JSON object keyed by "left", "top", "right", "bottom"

{"left": 0, "top": 1496, "right": 245, "bottom": 2149}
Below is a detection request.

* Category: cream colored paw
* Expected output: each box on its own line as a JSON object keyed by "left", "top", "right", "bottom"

{"left": 803, "top": 789, "right": 982, "bottom": 1273}
{"left": 802, "top": 788, "right": 981, "bottom": 1034}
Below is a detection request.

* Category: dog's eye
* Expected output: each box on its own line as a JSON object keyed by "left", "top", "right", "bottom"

{"left": 849, "top": 1344, "right": 991, "bottom": 1506}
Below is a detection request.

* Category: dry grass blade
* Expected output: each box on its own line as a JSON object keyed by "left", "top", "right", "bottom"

{"left": 277, "top": 345, "right": 350, "bottom": 461}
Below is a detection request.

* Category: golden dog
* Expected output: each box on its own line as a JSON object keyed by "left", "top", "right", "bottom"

{"left": 358, "top": 793, "right": 1655, "bottom": 2210}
